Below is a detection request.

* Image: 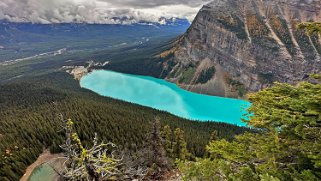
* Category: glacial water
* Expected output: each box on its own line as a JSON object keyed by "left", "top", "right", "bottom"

{"left": 28, "top": 163, "right": 56, "bottom": 181}
{"left": 80, "top": 70, "right": 251, "bottom": 126}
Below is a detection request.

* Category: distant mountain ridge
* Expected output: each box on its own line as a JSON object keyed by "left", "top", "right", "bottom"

{"left": 0, "top": 19, "right": 190, "bottom": 62}
{"left": 0, "top": 17, "right": 189, "bottom": 28}
{"left": 0, "top": 18, "right": 190, "bottom": 43}
{"left": 160, "top": 0, "right": 321, "bottom": 98}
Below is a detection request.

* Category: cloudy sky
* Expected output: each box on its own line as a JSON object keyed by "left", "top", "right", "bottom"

{"left": 0, "top": 0, "right": 210, "bottom": 24}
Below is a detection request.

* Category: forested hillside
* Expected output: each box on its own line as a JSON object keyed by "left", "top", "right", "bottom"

{"left": 0, "top": 72, "right": 250, "bottom": 180}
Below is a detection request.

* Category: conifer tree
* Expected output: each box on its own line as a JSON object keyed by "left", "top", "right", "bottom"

{"left": 161, "top": 125, "right": 173, "bottom": 158}
{"left": 178, "top": 75, "right": 321, "bottom": 180}
{"left": 210, "top": 130, "right": 219, "bottom": 142}
{"left": 173, "top": 128, "right": 189, "bottom": 160}
{"left": 146, "top": 117, "right": 169, "bottom": 179}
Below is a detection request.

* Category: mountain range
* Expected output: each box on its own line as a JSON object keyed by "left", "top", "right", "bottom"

{"left": 1, "top": 0, "right": 321, "bottom": 180}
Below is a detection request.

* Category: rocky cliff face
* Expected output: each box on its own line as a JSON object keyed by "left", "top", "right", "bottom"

{"left": 160, "top": 0, "right": 321, "bottom": 98}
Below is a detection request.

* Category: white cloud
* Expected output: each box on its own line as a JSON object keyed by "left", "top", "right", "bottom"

{"left": 0, "top": 0, "right": 210, "bottom": 24}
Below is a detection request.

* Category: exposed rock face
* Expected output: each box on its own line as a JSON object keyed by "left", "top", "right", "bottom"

{"left": 161, "top": 0, "right": 321, "bottom": 98}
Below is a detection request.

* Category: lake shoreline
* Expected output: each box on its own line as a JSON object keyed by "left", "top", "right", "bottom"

{"left": 20, "top": 150, "right": 62, "bottom": 181}
{"left": 80, "top": 70, "right": 250, "bottom": 126}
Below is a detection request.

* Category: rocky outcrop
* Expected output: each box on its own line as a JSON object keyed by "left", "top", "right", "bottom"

{"left": 160, "top": 0, "right": 321, "bottom": 98}
{"left": 62, "top": 60, "right": 110, "bottom": 80}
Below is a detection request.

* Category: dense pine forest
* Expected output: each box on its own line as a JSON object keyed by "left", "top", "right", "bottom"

{"left": 0, "top": 72, "right": 250, "bottom": 180}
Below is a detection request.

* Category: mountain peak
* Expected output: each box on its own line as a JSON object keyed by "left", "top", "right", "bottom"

{"left": 160, "top": 0, "right": 321, "bottom": 98}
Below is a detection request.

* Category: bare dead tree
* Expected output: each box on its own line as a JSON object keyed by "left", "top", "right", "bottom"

{"left": 58, "top": 118, "right": 146, "bottom": 181}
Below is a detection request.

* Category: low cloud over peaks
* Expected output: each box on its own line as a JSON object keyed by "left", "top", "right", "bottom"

{"left": 0, "top": 0, "right": 210, "bottom": 24}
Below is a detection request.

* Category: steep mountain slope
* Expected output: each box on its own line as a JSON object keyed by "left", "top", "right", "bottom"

{"left": 160, "top": 0, "right": 321, "bottom": 98}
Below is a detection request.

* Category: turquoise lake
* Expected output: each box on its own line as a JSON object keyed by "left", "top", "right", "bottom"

{"left": 28, "top": 163, "right": 56, "bottom": 181}
{"left": 80, "top": 70, "right": 251, "bottom": 126}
